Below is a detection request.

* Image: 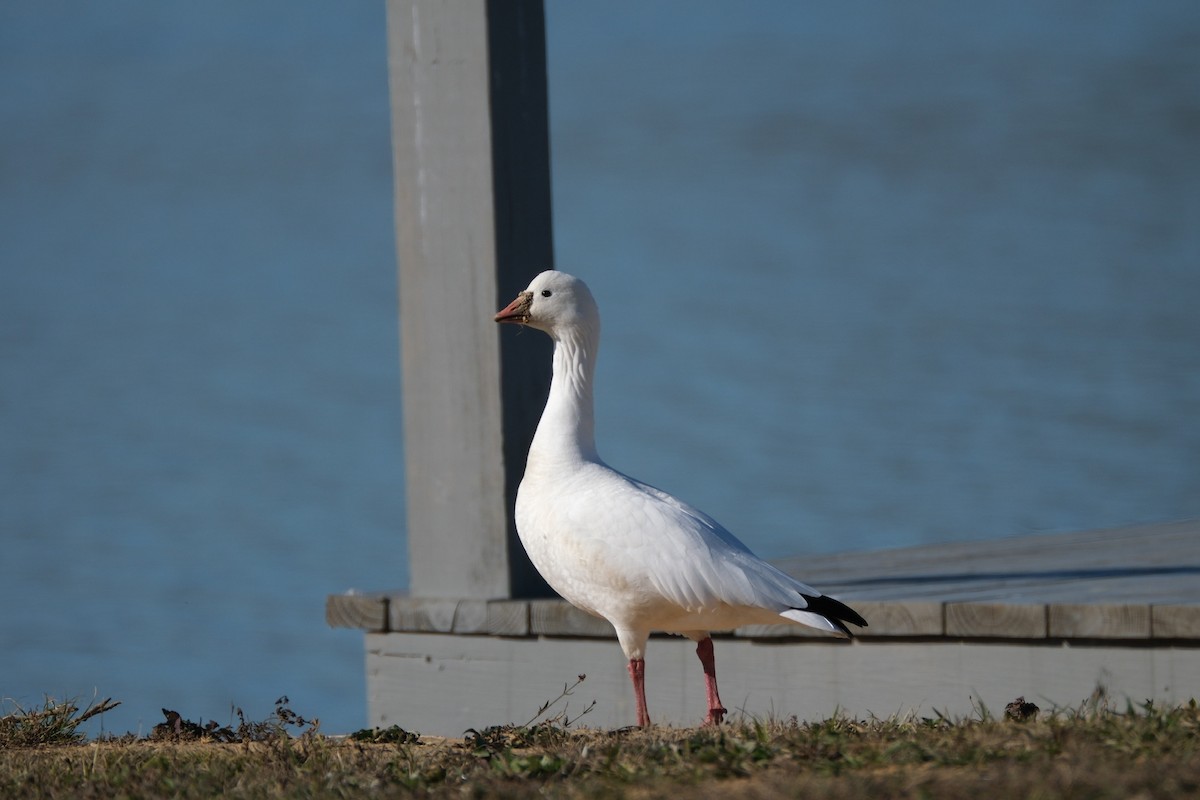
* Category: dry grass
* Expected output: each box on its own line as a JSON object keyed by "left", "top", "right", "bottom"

{"left": 0, "top": 696, "right": 121, "bottom": 748}
{"left": 1, "top": 694, "right": 1198, "bottom": 798}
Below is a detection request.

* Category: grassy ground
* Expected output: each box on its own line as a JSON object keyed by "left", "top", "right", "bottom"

{"left": 2, "top": 694, "right": 1198, "bottom": 799}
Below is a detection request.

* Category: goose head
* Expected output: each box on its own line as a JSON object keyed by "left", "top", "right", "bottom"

{"left": 494, "top": 270, "right": 600, "bottom": 340}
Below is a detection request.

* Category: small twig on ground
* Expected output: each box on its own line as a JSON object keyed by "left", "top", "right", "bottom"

{"left": 522, "top": 674, "right": 593, "bottom": 728}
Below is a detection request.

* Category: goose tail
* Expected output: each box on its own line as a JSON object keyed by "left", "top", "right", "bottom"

{"left": 781, "top": 594, "right": 868, "bottom": 637}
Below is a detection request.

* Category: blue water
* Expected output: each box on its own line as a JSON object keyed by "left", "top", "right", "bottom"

{"left": 2, "top": 1, "right": 1197, "bottom": 735}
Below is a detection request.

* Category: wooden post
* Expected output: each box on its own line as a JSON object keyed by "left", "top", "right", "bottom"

{"left": 387, "top": 0, "right": 553, "bottom": 599}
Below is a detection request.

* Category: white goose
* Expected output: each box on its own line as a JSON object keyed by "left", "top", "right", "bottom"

{"left": 495, "top": 270, "right": 866, "bottom": 727}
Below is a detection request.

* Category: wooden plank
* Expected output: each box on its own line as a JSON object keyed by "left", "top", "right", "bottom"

{"left": 853, "top": 601, "right": 944, "bottom": 637}
{"left": 945, "top": 603, "right": 1046, "bottom": 638}
{"left": 386, "top": 0, "right": 553, "bottom": 599}
{"left": 529, "top": 599, "right": 616, "bottom": 638}
{"left": 487, "top": 600, "right": 530, "bottom": 636}
{"left": 792, "top": 520, "right": 1199, "bottom": 583}
{"left": 780, "top": 519, "right": 1200, "bottom": 607}
{"left": 366, "top": 631, "right": 1200, "bottom": 736}
{"left": 452, "top": 599, "right": 490, "bottom": 634}
{"left": 1153, "top": 605, "right": 1200, "bottom": 639}
{"left": 326, "top": 594, "right": 388, "bottom": 632}
{"left": 340, "top": 594, "right": 1199, "bottom": 643}
{"left": 387, "top": 0, "right": 506, "bottom": 599}
{"left": 389, "top": 597, "right": 460, "bottom": 633}
{"left": 781, "top": 520, "right": 1198, "bottom": 583}
{"left": 1048, "top": 604, "right": 1151, "bottom": 639}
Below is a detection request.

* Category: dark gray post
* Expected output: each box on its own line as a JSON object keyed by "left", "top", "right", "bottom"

{"left": 387, "top": 0, "right": 553, "bottom": 599}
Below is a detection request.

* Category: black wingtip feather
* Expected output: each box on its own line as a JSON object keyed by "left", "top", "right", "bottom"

{"left": 798, "top": 593, "right": 868, "bottom": 635}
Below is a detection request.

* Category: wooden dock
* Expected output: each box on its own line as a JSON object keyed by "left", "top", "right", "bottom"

{"left": 328, "top": 518, "right": 1200, "bottom": 735}
{"left": 354, "top": 1, "right": 1199, "bottom": 737}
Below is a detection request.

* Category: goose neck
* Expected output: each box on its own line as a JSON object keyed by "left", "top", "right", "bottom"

{"left": 533, "top": 325, "right": 599, "bottom": 464}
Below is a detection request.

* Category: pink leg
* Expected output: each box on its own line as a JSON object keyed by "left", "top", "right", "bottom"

{"left": 696, "top": 637, "right": 727, "bottom": 725}
{"left": 627, "top": 658, "right": 651, "bottom": 727}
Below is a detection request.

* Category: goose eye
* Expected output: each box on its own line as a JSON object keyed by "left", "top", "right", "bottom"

{"left": 541, "top": 289, "right": 552, "bottom": 298}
